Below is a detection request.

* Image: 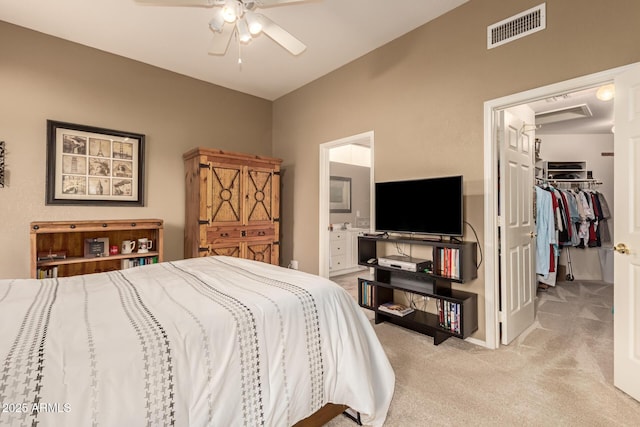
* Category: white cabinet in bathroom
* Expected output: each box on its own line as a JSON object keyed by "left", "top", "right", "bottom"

{"left": 329, "top": 228, "right": 367, "bottom": 277}
{"left": 330, "top": 230, "right": 348, "bottom": 275}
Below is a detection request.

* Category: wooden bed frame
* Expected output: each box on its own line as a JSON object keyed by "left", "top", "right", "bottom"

{"left": 293, "top": 404, "right": 349, "bottom": 426}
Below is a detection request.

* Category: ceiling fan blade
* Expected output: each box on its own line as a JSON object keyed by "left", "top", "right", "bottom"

{"left": 135, "top": 0, "right": 222, "bottom": 6}
{"left": 208, "top": 24, "right": 235, "bottom": 55}
{"left": 258, "top": 14, "right": 306, "bottom": 55}
{"left": 253, "top": 0, "right": 309, "bottom": 6}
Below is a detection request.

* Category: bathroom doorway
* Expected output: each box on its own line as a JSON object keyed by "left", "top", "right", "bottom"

{"left": 318, "top": 131, "right": 374, "bottom": 278}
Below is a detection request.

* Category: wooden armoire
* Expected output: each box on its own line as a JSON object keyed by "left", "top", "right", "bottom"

{"left": 183, "top": 147, "right": 282, "bottom": 265}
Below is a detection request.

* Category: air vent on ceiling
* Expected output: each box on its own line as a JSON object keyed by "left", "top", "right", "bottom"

{"left": 535, "top": 104, "right": 593, "bottom": 126}
{"left": 488, "top": 3, "right": 546, "bottom": 49}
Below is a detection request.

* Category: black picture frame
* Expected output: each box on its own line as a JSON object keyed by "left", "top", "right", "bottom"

{"left": 83, "top": 237, "right": 109, "bottom": 258}
{"left": 46, "top": 120, "right": 145, "bottom": 206}
{"left": 330, "top": 176, "right": 352, "bottom": 213}
{"left": 0, "top": 141, "right": 5, "bottom": 188}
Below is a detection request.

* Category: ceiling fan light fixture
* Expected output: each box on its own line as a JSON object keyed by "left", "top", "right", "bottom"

{"left": 236, "top": 18, "right": 252, "bottom": 43}
{"left": 209, "top": 9, "right": 225, "bottom": 32}
{"left": 222, "top": 1, "right": 238, "bottom": 23}
{"left": 245, "top": 11, "right": 263, "bottom": 35}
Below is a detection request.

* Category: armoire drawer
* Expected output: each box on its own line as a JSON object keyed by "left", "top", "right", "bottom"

{"left": 205, "top": 228, "right": 243, "bottom": 242}
{"left": 244, "top": 227, "right": 275, "bottom": 239}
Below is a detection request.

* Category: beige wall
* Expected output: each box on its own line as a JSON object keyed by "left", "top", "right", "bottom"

{"left": 272, "top": 0, "right": 640, "bottom": 341}
{"left": 0, "top": 21, "right": 272, "bottom": 279}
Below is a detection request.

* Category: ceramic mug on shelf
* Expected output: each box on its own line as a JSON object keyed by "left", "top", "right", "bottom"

{"left": 121, "top": 240, "right": 136, "bottom": 254}
{"left": 137, "top": 238, "right": 153, "bottom": 253}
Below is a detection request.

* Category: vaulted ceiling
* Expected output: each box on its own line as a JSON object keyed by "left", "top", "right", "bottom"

{"left": 0, "top": 0, "right": 468, "bottom": 100}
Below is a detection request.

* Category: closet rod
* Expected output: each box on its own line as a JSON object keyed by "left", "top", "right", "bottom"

{"left": 547, "top": 179, "right": 602, "bottom": 184}
{"left": 535, "top": 178, "right": 603, "bottom": 189}
{"left": 535, "top": 178, "right": 602, "bottom": 183}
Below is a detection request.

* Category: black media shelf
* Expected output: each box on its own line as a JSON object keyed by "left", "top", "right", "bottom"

{"left": 375, "top": 309, "right": 453, "bottom": 345}
{"left": 357, "top": 235, "right": 478, "bottom": 345}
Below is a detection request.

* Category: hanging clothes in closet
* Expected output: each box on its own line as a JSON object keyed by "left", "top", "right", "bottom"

{"left": 534, "top": 182, "right": 611, "bottom": 287}
{"left": 535, "top": 183, "right": 559, "bottom": 286}
{"left": 555, "top": 187, "right": 611, "bottom": 248}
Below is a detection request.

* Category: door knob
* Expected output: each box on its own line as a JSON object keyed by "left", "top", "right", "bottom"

{"left": 614, "top": 243, "right": 630, "bottom": 254}
{"left": 529, "top": 232, "right": 537, "bottom": 238}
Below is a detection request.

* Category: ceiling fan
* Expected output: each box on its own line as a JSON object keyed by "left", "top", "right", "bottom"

{"left": 136, "top": 0, "right": 309, "bottom": 56}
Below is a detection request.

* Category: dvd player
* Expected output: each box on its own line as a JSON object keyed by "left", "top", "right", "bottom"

{"left": 378, "top": 255, "right": 430, "bottom": 272}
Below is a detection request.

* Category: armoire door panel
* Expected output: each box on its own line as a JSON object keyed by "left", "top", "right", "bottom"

{"left": 202, "top": 243, "right": 242, "bottom": 258}
{"left": 245, "top": 241, "right": 275, "bottom": 264}
{"left": 208, "top": 163, "right": 243, "bottom": 225}
{"left": 245, "top": 167, "right": 275, "bottom": 224}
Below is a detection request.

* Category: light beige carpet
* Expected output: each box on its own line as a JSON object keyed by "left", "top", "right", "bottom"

{"left": 328, "top": 272, "right": 640, "bottom": 426}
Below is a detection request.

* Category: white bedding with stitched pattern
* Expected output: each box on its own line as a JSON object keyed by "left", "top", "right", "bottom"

{"left": 0, "top": 256, "right": 394, "bottom": 426}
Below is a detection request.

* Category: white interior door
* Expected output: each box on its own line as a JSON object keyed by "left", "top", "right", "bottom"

{"left": 613, "top": 63, "right": 640, "bottom": 401}
{"left": 499, "top": 106, "right": 536, "bottom": 345}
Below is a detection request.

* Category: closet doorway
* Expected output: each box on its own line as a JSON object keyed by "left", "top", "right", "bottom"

{"left": 484, "top": 62, "right": 640, "bottom": 402}
{"left": 318, "top": 131, "right": 374, "bottom": 278}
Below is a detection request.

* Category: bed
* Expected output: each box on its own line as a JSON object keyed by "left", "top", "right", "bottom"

{"left": 0, "top": 256, "right": 394, "bottom": 426}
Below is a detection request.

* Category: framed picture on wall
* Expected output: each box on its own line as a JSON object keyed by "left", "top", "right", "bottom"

{"left": 0, "top": 140, "right": 5, "bottom": 188}
{"left": 330, "top": 176, "right": 351, "bottom": 213}
{"left": 46, "top": 120, "right": 145, "bottom": 206}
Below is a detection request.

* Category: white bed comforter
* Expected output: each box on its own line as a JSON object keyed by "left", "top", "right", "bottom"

{"left": 0, "top": 256, "right": 394, "bottom": 427}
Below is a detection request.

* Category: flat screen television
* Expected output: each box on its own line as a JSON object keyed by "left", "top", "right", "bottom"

{"left": 374, "top": 175, "right": 463, "bottom": 237}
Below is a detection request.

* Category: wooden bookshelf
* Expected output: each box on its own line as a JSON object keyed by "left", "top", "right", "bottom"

{"left": 30, "top": 219, "right": 163, "bottom": 278}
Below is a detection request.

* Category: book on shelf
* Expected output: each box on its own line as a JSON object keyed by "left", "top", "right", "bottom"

{"left": 121, "top": 256, "right": 159, "bottom": 269}
{"left": 37, "top": 266, "right": 58, "bottom": 279}
{"left": 437, "top": 299, "right": 461, "bottom": 333}
{"left": 360, "top": 280, "right": 376, "bottom": 307}
{"left": 378, "top": 302, "right": 414, "bottom": 317}
{"left": 437, "top": 247, "right": 461, "bottom": 279}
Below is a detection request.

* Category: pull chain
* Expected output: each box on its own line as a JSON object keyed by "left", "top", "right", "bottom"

{"left": 237, "top": 29, "right": 243, "bottom": 70}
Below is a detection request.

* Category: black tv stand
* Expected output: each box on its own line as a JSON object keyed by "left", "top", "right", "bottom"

{"left": 357, "top": 235, "right": 478, "bottom": 345}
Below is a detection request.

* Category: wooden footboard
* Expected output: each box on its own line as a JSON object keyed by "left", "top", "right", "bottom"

{"left": 293, "top": 403, "right": 349, "bottom": 426}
